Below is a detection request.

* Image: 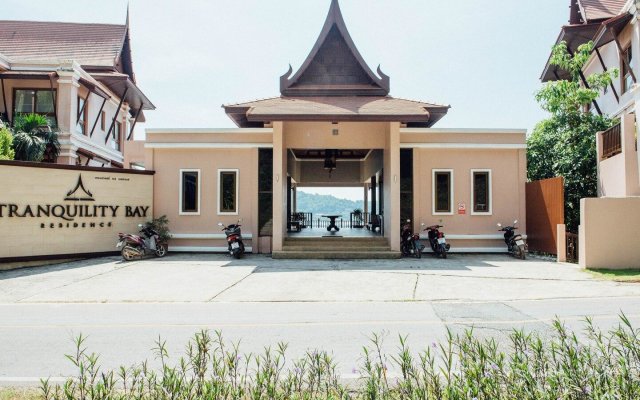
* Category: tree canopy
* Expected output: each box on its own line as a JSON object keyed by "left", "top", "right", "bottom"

{"left": 528, "top": 41, "right": 618, "bottom": 232}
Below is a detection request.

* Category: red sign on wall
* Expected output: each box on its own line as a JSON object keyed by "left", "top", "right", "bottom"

{"left": 458, "top": 203, "right": 466, "bottom": 215}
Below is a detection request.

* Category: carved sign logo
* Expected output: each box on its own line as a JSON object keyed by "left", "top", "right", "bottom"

{"left": 65, "top": 174, "right": 95, "bottom": 202}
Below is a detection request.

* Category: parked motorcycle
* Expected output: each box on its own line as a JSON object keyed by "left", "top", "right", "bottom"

{"left": 423, "top": 223, "right": 450, "bottom": 259}
{"left": 498, "top": 220, "right": 527, "bottom": 260}
{"left": 219, "top": 220, "right": 245, "bottom": 259}
{"left": 400, "top": 219, "right": 423, "bottom": 258}
{"left": 117, "top": 224, "right": 167, "bottom": 261}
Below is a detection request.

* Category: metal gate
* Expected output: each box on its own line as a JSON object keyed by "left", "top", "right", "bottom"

{"left": 525, "top": 177, "right": 565, "bottom": 254}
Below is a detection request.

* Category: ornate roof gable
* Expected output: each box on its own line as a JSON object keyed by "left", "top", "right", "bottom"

{"left": 280, "top": 0, "right": 390, "bottom": 97}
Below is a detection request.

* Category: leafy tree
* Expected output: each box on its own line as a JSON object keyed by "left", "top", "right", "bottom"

{"left": 0, "top": 120, "right": 15, "bottom": 160}
{"left": 529, "top": 41, "right": 618, "bottom": 232}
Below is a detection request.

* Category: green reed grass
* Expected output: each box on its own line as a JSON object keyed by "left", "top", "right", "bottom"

{"left": 40, "top": 314, "right": 640, "bottom": 399}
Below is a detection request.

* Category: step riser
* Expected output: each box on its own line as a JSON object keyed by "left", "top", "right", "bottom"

{"left": 282, "top": 247, "right": 392, "bottom": 252}
{"left": 272, "top": 252, "right": 401, "bottom": 260}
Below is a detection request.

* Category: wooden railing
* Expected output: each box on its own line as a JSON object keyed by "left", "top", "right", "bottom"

{"left": 566, "top": 232, "right": 579, "bottom": 264}
{"left": 601, "top": 123, "right": 622, "bottom": 160}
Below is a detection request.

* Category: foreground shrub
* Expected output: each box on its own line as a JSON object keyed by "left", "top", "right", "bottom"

{"left": 0, "top": 122, "right": 14, "bottom": 160}
{"left": 41, "top": 315, "right": 640, "bottom": 399}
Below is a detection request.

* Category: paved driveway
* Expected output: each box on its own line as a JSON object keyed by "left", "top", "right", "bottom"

{"left": 1, "top": 254, "right": 640, "bottom": 385}
{"left": 1, "top": 253, "right": 637, "bottom": 303}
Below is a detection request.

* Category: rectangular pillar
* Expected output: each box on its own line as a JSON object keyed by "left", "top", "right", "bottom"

{"left": 384, "top": 122, "right": 401, "bottom": 251}
{"left": 272, "top": 122, "right": 286, "bottom": 251}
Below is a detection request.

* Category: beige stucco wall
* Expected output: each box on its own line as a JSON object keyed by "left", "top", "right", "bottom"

{"left": 412, "top": 148, "right": 527, "bottom": 251}
{"left": 580, "top": 197, "right": 640, "bottom": 269}
{"left": 597, "top": 113, "right": 640, "bottom": 197}
{"left": 150, "top": 147, "right": 260, "bottom": 253}
{"left": 0, "top": 163, "right": 153, "bottom": 260}
{"left": 146, "top": 125, "right": 526, "bottom": 254}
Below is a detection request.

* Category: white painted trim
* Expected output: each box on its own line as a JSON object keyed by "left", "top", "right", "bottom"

{"left": 145, "top": 143, "right": 273, "bottom": 149}
{"left": 432, "top": 169, "right": 454, "bottom": 215}
{"left": 67, "top": 133, "right": 124, "bottom": 162}
{"left": 179, "top": 169, "right": 201, "bottom": 216}
{"left": 446, "top": 234, "right": 528, "bottom": 240}
{"left": 171, "top": 233, "right": 254, "bottom": 240}
{"left": 401, "top": 143, "right": 526, "bottom": 149}
{"left": 169, "top": 246, "right": 253, "bottom": 253}
{"left": 146, "top": 128, "right": 273, "bottom": 134}
{"left": 217, "top": 169, "right": 239, "bottom": 216}
{"left": 400, "top": 128, "right": 527, "bottom": 134}
{"left": 422, "top": 247, "right": 509, "bottom": 253}
{"left": 470, "top": 169, "right": 493, "bottom": 216}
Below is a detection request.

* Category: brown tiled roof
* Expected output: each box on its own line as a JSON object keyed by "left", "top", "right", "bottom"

{"left": 0, "top": 20, "right": 126, "bottom": 67}
{"left": 579, "top": 0, "right": 626, "bottom": 21}
{"left": 224, "top": 96, "right": 450, "bottom": 127}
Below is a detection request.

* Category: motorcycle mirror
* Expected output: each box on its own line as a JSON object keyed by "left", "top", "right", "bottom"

{"left": 514, "top": 220, "right": 518, "bottom": 225}
{"left": 138, "top": 224, "right": 143, "bottom": 228}
{"left": 217, "top": 223, "right": 224, "bottom": 227}
{"left": 406, "top": 219, "right": 411, "bottom": 223}
{"left": 497, "top": 223, "right": 502, "bottom": 227}
{"left": 238, "top": 218, "right": 243, "bottom": 223}
{"left": 421, "top": 223, "right": 425, "bottom": 226}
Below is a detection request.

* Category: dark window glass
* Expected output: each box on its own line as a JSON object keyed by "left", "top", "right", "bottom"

{"left": 13, "top": 89, "right": 57, "bottom": 126}
{"left": 435, "top": 171, "right": 451, "bottom": 213}
{"left": 77, "top": 96, "right": 87, "bottom": 135}
{"left": 258, "top": 149, "right": 273, "bottom": 236}
{"left": 400, "top": 149, "right": 413, "bottom": 224}
{"left": 14, "top": 90, "right": 34, "bottom": 113}
{"left": 182, "top": 171, "right": 198, "bottom": 213}
{"left": 623, "top": 46, "right": 633, "bottom": 93}
{"left": 220, "top": 171, "right": 237, "bottom": 213}
{"left": 473, "top": 172, "right": 490, "bottom": 213}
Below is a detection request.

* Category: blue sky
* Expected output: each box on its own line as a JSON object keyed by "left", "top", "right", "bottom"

{"left": 4, "top": 0, "right": 567, "bottom": 131}
{"left": 4, "top": 0, "right": 568, "bottom": 200}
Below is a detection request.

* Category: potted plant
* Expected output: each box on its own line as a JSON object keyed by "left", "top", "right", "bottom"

{"left": 351, "top": 208, "right": 364, "bottom": 228}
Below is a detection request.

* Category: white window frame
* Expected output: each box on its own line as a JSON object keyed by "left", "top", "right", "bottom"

{"left": 470, "top": 169, "right": 493, "bottom": 216}
{"left": 432, "top": 169, "right": 454, "bottom": 215}
{"left": 217, "top": 169, "right": 240, "bottom": 216}
{"left": 179, "top": 169, "right": 201, "bottom": 216}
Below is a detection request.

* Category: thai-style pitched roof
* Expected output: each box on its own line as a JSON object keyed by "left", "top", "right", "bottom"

{"left": 224, "top": 96, "right": 449, "bottom": 128}
{"left": 225, "top": 0, "right": 450, "bottom": 127}
{"left": 540, "top": 23, "right": 602, "bottom": 82}
{"left": 0, "top": 19, "right": 135, "bottom": 82}
{"left": 541, "top": 0, "right": 628, "bottom": 82}
{"left": 577, "top": 0, "right": 627, "bottom": 22}
{"left": 280, "top": 0, "right": 389, "bottom": 97}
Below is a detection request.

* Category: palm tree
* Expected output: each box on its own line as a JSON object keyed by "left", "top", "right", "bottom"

{"left": 11, "top": 114, "right": 60, "bottom": 162}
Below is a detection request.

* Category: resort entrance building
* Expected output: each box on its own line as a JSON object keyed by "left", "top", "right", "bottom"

{"left": 145, "top": 0, "right": 527, "bottom": 258}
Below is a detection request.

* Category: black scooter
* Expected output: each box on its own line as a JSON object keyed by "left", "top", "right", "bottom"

{"left": 400, "top": 220, "right": 423, "bottom": 258}
{"left": 498, "top": 220, "right": 527, "bottom": 260}
{"left": 218, "top": 220, "right": 245, "bottom": 259}
{"left": 423, "top": 223, "right": 450, "bottom": 259}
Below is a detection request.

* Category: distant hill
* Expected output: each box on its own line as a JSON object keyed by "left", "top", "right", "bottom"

{"left": 296, "top": 191, "right": 363, "bottom": 217}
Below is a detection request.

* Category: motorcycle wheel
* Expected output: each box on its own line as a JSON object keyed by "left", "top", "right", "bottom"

{"left": 517, "top": 245, "right": 526, "bottom": 260}
{"left": 121, "top": 246, "right": 137, "bottom": 261}
{"left": 440, "top": 244, "right": 448, "bottom": 259}
{"left": 155, "top": 244, "right": 167, "bottom": 258}
{"left": 413, "top": 242, "right": 422, "bottom": 259}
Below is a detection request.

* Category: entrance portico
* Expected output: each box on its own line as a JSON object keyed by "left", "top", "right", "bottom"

{"left": 146, "top": 0, "right": 527, "bottom": 257}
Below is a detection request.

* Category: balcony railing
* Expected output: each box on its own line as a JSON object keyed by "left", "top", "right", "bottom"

{"left": 601, "top": 123, "right": 622, "bottom": 160}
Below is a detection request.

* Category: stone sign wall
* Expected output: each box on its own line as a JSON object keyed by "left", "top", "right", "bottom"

{"left": 0, "top": 161, "right": 154, "bottom": 261}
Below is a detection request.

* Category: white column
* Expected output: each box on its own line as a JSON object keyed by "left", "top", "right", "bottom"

{"left": 384, "top": 122, "right": 401, "bottom": 251}
{"left": 364, "top": 183, "right": 369, "bottom": 214}
{"left": 272, "top": 122, "right": 286, "bottom": 251}
{"left": 55, "top": 64, "right": 81, "bottom": 165}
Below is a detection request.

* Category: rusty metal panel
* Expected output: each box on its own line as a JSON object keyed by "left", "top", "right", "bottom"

{"left": 526, "top": 177, "right": 565, "bottom": 254}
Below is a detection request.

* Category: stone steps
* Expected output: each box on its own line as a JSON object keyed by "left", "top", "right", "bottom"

{"left": 272, "top": 250, "right": 401, "bottom": 260}
{"left": 274, "top": 237, "right": 399, "bottom": 259}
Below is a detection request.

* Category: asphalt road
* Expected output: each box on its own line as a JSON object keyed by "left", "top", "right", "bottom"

{"left": 1, "top": 254, "right": 639, "bottom": 386}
